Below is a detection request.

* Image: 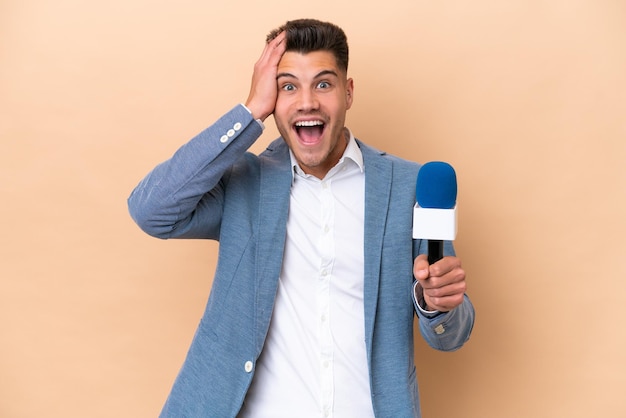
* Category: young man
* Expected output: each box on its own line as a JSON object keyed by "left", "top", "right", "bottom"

{"left": 129, "top": 19, "right": 474, "bottom": 418}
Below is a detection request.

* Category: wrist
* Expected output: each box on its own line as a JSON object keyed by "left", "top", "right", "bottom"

{"left": 241, "top": 103, "right": 267, "bottom": 128}
{"left": 413, "top": 281, "right": 441, "bottom": 317}
{"left": 244, "top": 99, "right": 271, "bottom": 122}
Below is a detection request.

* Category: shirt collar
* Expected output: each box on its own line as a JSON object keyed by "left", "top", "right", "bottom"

{"left": 289, "top": 128, "right": 364, "bottom": 181}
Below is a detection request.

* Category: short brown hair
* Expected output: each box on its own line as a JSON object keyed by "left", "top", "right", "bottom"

{"left": 267, "top": 19, "right": 349, "bottom": 73}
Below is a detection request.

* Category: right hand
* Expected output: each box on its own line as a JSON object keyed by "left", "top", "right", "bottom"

{"left": 244, "top": 31, "right": 287, "bottom": 121}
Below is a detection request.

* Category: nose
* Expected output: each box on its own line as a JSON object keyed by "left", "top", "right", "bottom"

{"left": 296, "top": 88, "right": 319, "bottom": 112}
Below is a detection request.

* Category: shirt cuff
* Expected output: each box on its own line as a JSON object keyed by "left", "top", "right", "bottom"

{"left": 240, "top": 103, "right": 265, "bottom": 130}
{"left": 413, "top": 281, "right": 443, "bottom": 318}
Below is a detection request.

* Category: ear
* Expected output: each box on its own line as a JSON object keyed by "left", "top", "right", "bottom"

{"left": 345, "top": 78, "right": 354, "bottom": 109}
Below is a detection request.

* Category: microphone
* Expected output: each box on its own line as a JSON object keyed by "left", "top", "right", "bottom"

{"left": 412, "top": 161, "right": 458, "bottom": 265}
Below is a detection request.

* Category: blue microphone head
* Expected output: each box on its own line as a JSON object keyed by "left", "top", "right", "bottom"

{"left": 416, "top": 161, "right": 457, "bottom": 209}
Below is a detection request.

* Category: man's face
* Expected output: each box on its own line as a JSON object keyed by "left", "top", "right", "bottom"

{"left": 274, "top": 50, "right": 354, "bottom": 179}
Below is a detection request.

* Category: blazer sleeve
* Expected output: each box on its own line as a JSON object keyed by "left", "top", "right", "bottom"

{"left": 127, "top": 104, "right": 263, "bottom": 240}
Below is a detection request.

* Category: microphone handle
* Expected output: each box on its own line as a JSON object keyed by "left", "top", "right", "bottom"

{"left": 428, "top": 240, "right": 444, "bottom": 265}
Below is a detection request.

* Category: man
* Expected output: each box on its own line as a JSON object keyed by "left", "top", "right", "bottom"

{"left": 128, "top": 19, "right": 474, "bottom": 418}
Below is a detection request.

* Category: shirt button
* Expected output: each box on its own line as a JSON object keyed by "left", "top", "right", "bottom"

{"left": 220, "top": 135, "right": 229, "bottom": 143}
{"left": 244, "top": 361, "right": 253, "bottom": 373}
{"left": 233, "top": 122, "right": 242, "bottom": 131}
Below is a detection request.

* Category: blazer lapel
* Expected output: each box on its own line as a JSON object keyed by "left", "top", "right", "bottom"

{"left": 359, "top": 140, "right": 393, "bottom": 355}
{"left": 254, "top": 140, "right": 292, "bottom": 352}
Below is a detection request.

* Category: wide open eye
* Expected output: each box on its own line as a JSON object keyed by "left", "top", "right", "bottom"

{"left": 316, "top": 81, "right": 330, "bottom": 89}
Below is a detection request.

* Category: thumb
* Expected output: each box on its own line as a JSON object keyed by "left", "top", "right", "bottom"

{"left": 413, "top": 254, "right": 430, "bottom": 281}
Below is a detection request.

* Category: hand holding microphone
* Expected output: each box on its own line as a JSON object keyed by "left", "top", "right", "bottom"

{"left": 413, "top": 162, "right": 467, "bottom": 312}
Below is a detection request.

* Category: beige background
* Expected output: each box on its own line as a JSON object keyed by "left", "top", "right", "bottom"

{"left": 2, "top": 0, "right": 625, "bottom": 417}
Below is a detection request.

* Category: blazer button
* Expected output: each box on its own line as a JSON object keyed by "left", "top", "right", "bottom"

{"left": 244, "top": 361, "right": 253, "bottom": 373}
{"left": 220, "top": 135, "right": 229, "bottom": 143}
{"left": 233, "top": 122, "right": 242, "bottom": 131}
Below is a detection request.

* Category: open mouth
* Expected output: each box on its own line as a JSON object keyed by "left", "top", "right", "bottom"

{"left": 294, "top": 120, "right": 325, "bottom": 145}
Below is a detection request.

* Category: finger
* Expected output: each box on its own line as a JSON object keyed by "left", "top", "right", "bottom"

{"left": 425, "top": 295, "right": 465, "bottom": 312}
{"left": 429, "top": 255, "right": 462, "bottom": 277}
{"left": 424, "top": 286, "right": 466, "bottom": 312}
{"left": 270, "top": 30, "right": 286, "bottom": 48}
{"left": 413, "top": 254, "right": 429, "bottom": 281}
{"left": 423, "top": 279, "right": 467, "bottom": 299}
{"left": 421, "top": 263, "right": 466, "bottom": 295}
{"left": 268, "top": 33, "right": 287, "bottom": 66}
{"left": 260, "top": 31, "right": 286, "bottom": 63}
{"left": 426, "top": 267, "right": 466, "bottom": 292}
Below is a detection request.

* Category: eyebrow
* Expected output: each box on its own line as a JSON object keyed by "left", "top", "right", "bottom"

{"left": 276, "top": 69, "right": 339, "bottom": 80}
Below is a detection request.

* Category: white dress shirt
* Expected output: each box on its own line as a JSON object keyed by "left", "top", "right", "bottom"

{"left": 239, "top": 131, "right": 375, "bottom": 418}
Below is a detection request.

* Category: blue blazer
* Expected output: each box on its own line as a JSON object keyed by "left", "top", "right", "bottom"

{"left": 129, "top": 105, "right": 474, "bottom": 417}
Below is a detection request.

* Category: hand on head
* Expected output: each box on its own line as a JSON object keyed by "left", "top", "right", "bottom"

{"left": 245, "top": 31, "right": 287, "bottom": 121}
